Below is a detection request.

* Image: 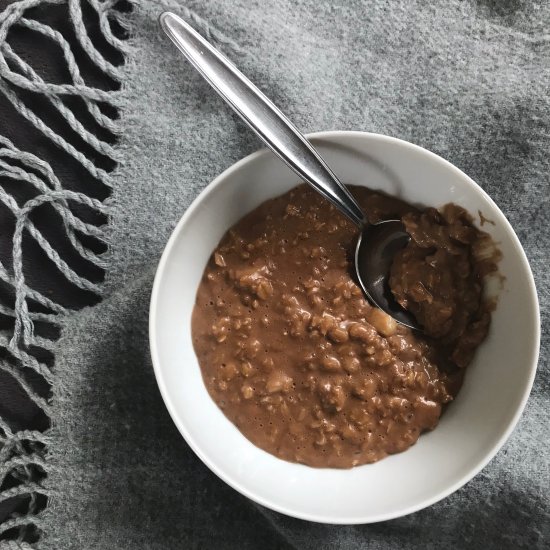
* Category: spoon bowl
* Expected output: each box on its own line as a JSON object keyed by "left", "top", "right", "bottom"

{"left": 356, "top": 220, "right": 420, "bottom": 330}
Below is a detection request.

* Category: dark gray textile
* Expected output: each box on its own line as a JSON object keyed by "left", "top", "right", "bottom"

{"left": 43, "top": 0, "right": 549, "bottom": 548}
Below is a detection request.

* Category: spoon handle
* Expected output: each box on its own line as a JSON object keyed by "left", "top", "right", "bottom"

{"left": 159, "top": 12, "right": 366, "bottom": 228}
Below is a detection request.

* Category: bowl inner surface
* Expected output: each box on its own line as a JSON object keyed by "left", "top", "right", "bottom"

{"left": 150, "top": 131, "right": 539, "bottom": 524}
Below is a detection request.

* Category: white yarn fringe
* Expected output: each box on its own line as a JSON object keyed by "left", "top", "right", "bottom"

{"left": 0, "top": 0, "right": 130, "bottom": 544}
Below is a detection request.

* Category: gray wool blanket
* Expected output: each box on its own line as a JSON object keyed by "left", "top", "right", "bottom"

{"left": 0, "top": 0, "right": 548, "bottom": 548}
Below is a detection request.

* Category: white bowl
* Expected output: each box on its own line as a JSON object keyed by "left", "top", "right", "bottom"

{"left": 149, "top": 131, "right": 540, "bottom": 524}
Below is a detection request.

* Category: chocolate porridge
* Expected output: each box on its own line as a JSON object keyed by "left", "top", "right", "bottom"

{"left": 191, "top": 184, "right": 499, "bottom": 468}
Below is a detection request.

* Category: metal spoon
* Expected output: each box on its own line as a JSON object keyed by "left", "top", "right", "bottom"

{"left": 159, "top": 11, "right": 420, "bottom": 330}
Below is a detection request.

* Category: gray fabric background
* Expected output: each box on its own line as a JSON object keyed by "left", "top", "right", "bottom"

{"left": 43, "top": 0, "right": 549, "bottom": 548}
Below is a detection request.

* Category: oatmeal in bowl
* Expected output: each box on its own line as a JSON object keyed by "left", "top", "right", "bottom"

{"left": 192, "top": 184, "right": 500, "bottom": 468}
{"left": 150, "top": 132, "right": 539, "bottom": 523}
